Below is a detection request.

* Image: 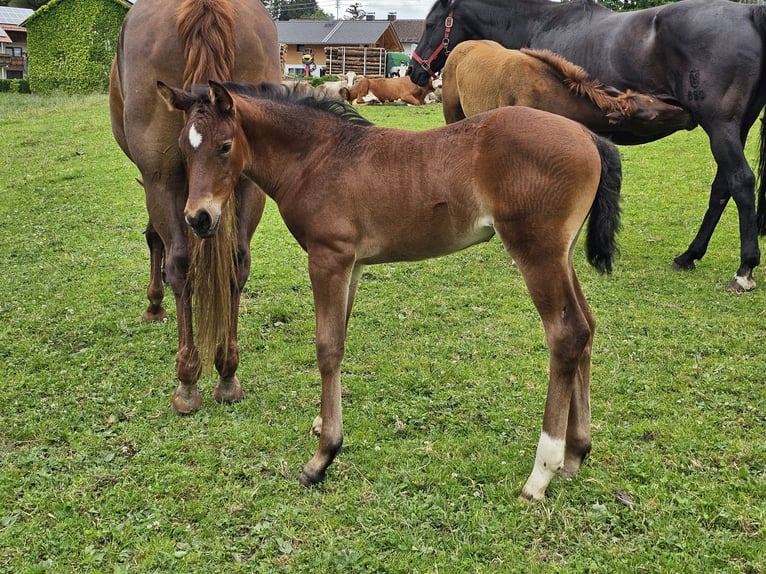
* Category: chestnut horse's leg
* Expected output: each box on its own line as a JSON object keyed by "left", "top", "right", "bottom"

{"left": 509, "top": 254, "right": 593, "bottom": 501}
{"left": 141, "top": 170, "right": 203, "bottom": 414}
{"left": 142, "top": 219, "right": 167, "bottom": 323}
{"left": 214, "top": 179, "right": 266, "bottom": 404}
{"left": 300, "top": 251, "right": 357, "bottom": 486}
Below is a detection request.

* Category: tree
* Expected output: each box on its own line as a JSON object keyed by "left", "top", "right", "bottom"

{"left": 265, "top": 0, "right": 329, "bottom": 21}
{"left": 344, "top": 2, "right": 366, "bottom": 20}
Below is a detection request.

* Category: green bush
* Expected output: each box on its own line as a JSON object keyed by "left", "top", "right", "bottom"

{"left": 25, "top": 0, "right": 129, "bottom": 94}
{"left": 0, "top": 79, "right": 31, "bottom": 93}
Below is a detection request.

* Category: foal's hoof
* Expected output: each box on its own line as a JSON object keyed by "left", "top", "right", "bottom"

{"left": 726, "top": 273, "right": 756, "bottom": 293}
{"left": 213, "top": 376, "right": 244, "bottom": 404}
{"left": 298, "top": 467, "right": 325, "bottom": 487}
{"left": 171, "top": 385, "right": 203, "bottom": 415}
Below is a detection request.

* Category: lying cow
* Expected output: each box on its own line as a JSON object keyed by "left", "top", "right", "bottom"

{"left": 347, "top": 75, "right": 434, "bottom": 105}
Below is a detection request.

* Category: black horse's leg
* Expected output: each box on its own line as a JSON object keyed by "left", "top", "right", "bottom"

{"left": 672, "top": 126, "right": 759, "bottom": 291}
{"left": 671, "top": 170, "right": 729, "bottom": 270}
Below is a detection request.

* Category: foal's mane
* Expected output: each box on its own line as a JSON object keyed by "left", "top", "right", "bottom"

{"left": 521, "top": 48, "right": 636, "bottom": 116}
{"left": 220, "top": 81, "right": 375, "bottom": 126}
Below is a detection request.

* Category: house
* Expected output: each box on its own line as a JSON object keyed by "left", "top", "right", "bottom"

{"left": 389, "top": 18, "right": 425, "bottom": 56}
{"left": 0, "top": 6, "right": 33, "bottom": 80}
{"left": 23, "top": 0, "right": 132, "bottom": 94}
{"left": 276, "top": 18, "right": 403, "bottom": 77}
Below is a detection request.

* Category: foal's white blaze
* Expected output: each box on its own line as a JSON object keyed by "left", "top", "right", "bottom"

{"left": 188, "top": 123, "right": 203, "bottom": 149}
{"left": 521, "top": 431, "right": 566, "bottom": 500}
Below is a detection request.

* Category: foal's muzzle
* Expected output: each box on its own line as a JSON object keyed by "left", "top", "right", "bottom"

{"left": 185, "top": 209, "right": 220, "bottom": 238}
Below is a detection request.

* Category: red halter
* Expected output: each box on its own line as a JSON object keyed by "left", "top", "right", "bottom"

{"left": 412, "top": 2, "right": 455, "bottom": 79}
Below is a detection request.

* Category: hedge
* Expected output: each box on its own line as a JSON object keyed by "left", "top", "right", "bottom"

{"left": 0, "top": 79, "right": 31, "bottom": 93}
{"left": 24, "top": 0, "right": 129, "bottom": 94}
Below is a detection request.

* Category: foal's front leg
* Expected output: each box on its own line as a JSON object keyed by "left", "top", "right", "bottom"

{"left": 299, "top": 251, "right": 355, "bottom": 486}
{"left": 213, "top": 181, "right": 265, "bottom": 404}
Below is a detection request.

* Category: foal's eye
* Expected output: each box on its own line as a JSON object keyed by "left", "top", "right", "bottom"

{"left": 219, "top": 142, "right": 233, "bottom": 155}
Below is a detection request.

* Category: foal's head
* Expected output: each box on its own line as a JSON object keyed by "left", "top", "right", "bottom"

{"left": 158, "top": 81, "right": 372, "bottom": 238}
{"left": 158, "top": 81, "right": 246, "bottom": 238}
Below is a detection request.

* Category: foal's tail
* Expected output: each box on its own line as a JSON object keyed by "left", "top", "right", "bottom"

{"left": 586, "top": 134, "right": 622, "bottom": 274}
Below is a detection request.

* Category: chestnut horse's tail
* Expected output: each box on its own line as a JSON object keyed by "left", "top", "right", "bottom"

{"left": 178, "top": 0, "right": 239, "bottom": 369}
{"left": 585, "top": 134, "right": 623, "bottom": 274}
{"left": 177, "top": 0, "right": 237, "bottom": 89}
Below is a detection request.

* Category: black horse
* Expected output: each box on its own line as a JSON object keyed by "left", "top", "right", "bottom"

{"left": 409, "top": 0, "right": 766, "bottom": 292}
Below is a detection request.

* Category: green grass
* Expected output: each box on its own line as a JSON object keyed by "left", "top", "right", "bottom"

{"left": 0, "top": 94, "right": 764, "bottom": 573}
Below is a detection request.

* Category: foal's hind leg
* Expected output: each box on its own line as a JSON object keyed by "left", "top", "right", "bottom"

{"left": 559, "top": 271, "right": 594, "bottom": 479}
{"left": 512, "top": 257, "right": 593, "bottom": 500}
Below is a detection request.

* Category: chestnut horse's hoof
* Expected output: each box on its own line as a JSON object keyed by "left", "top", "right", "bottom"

{"left": 726, "top": 273, "right": 756, "bottom": 293}
{"left": 213, "top": 376, "right": 244, "bottom": 404}
{"left": 171, "top": 385, "right": 203, "bottom": 415}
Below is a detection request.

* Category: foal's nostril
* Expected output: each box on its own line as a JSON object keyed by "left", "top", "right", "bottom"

{"left": 185, "top": 210, "right": 213, "bottom": 236}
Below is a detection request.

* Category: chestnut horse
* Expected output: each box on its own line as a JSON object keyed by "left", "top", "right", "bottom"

{"left": 157, "top": 80, "right": 623, "bottom": 500}
{"left": 109, "top": 0, "right": 281, "bottom": 412}
{"left": 442, "top": 40, "right": 696, "bottom": 143}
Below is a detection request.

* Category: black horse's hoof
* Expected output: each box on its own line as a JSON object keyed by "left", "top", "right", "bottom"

{"left": 726, "top": 274, "right": 756, "bottom": 293}
{"left": 670, "top": 258, "right": 695, "bottom": 271}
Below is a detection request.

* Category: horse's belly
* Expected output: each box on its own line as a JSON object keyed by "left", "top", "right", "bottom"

{"left": 358, "top": 213, "right": 496, "bottom": 264}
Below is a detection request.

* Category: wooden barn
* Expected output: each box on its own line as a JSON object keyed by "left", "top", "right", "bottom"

{"left": 276, "top": 18, "right": 403, "bottom": 78}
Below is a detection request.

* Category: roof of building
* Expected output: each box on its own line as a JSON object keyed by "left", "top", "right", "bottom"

{"left": 276, "top": 19, "right": 396, "bottom": 46}
{"left": 0, "top": 6, "right": 33, "bottom": 26}
{"left": 0, "top": 7, "right": 33, "bottom": 44}
{"left": 391, "top": 19, "right": 424, "bottom": 44}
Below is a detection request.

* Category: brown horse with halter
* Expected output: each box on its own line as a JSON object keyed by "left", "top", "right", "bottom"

{"left": 157, "top": 79, "right": 623, "bottom": 499}
{"left": 109, "top": 0, "right": 280, "bottom": 413}
{"left": 442, "top": 40, "right": 696, "bottom": 144}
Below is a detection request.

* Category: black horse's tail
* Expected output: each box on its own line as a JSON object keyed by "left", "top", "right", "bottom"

{"left": 753, "top": 6, "right": 766, "bottom": 235}
{"left": 757, "top": 119, "right": 766, "bottom": 235}
{"left": 586, "top": 134, "right": 622, "bottom": 274}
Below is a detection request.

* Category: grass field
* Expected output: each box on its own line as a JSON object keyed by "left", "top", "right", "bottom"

{"left": 0, "top": 93, "right": 764, "bottom": 573}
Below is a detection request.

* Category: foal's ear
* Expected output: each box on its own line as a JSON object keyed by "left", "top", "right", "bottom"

{"left": 209, "top": 81, "right": 235, "bottom": 114}
{"left": 157, "top": 81, "right": 195, "bottom": 112}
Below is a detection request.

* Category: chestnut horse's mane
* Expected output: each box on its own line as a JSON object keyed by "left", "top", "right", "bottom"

{"left": 521, "top": 48, "right": 637, "bottom": 116}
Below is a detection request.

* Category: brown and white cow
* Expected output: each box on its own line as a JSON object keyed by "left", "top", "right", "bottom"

{"left": 347, "top": 76, "right": 434, "bottom": 105}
